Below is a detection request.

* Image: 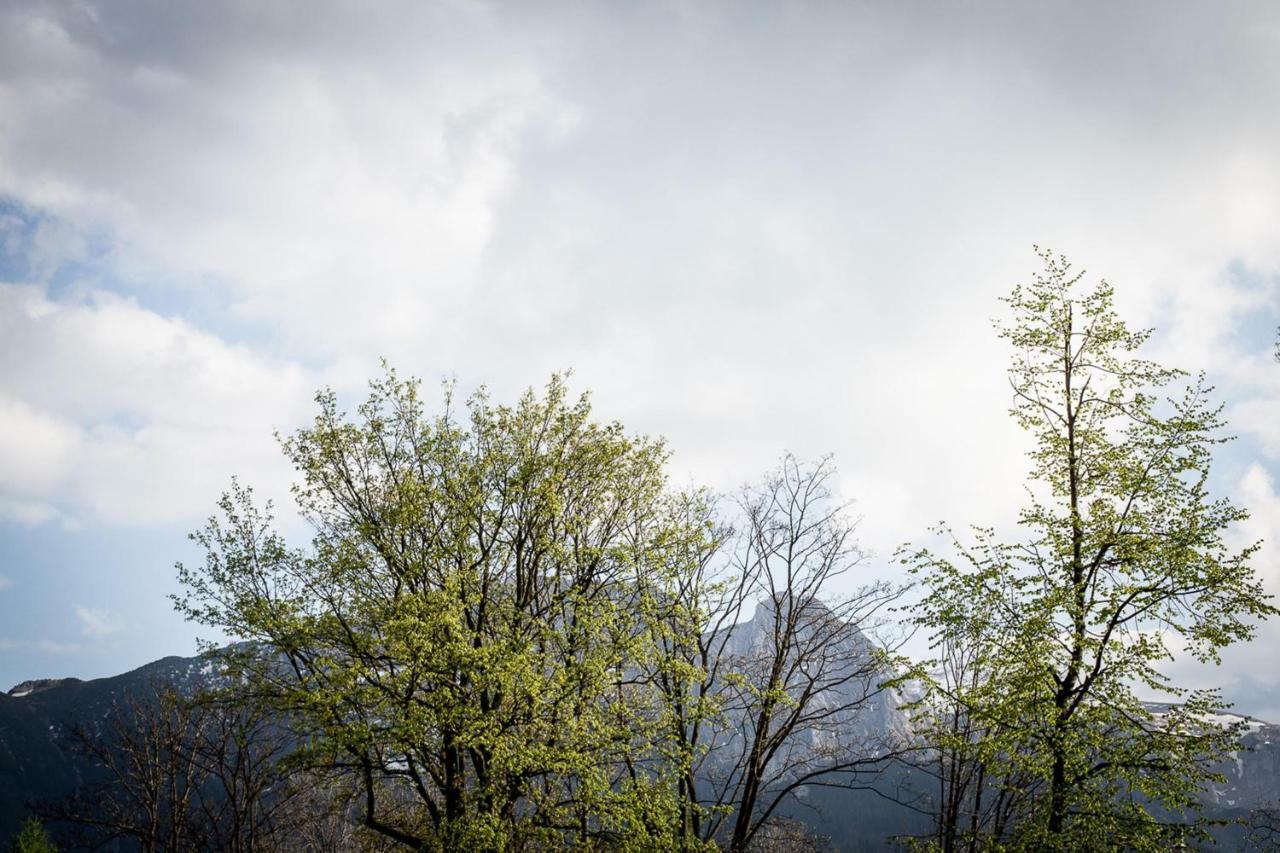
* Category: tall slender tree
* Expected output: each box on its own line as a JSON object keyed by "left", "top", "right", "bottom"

{"left": 900, "top": 249, "right": 1276, "bottom": 851}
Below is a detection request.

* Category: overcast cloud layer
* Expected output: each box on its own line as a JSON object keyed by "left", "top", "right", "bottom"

{"left": 3, "top": 0, "right": 1280, "bottom": 715}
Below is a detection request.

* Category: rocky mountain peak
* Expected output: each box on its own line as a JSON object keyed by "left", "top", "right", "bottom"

{"left": 6, "top": 678, "right": 81, "bottom": 698}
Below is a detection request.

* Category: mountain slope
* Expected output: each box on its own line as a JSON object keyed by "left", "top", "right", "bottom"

{"left": 0, "top": 655, "right": 217, "bottom": 838}
{"left": 3, "top": 640, "right": 1277, "bottom": 849}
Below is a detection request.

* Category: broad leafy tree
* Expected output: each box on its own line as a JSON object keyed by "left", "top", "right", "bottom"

{"left": 176, "top": 372, "right": 720, "bottom": 851}
{"left": 900, "top": 250, "right": 1277, "bottom": 851}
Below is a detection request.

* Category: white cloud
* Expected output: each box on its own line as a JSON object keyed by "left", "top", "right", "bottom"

{"left": 1161, "top": 462, "right": 1280, "bottom": 719}
{"left": 0, "top": 283, "right": 313, "bottom": 525}
{"left": 0, "top": 637, "right": 83, "bottom": 654}
{"left": 0, "top": 574, "right": 12, "bottom": 592}
{"left": 0, "top": 1, "right": 576, "bottom": 358}
{"left": 74, "top": 605, "right": 120, "bottom": 639}
{"left": 0, "top": 2, "right": 1275, "bottom": 542}
{"left": 0, "top": 394, "right": 82, "bottom": 496}
{"left": 1, "top": 1, "right": 1280, "bottom": 695}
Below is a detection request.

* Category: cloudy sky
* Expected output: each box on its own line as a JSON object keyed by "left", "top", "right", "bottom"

{"left": 2, "top": 0, "right": 1280, "bottom": 715}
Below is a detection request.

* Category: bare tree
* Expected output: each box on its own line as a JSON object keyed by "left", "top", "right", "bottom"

{"left": 185, "top": 694, "right": 302, "bottom": 852}
{"left": 41, "top": 681, "right": 325, "bottom": 852}
{"left": 42, "top": 683, "right": 206, "bottom": 852}
{"left": 642, "top": 456, "right": 907, "bottom": 852}
{"left": 893, "top": 618, "right": 1036, "bottom": 852}
{"left": 1243, "top": 802, "right": 1280, "bottom": 852}
{"left": 745, "top": 816, "right": 836, "bottom": 852}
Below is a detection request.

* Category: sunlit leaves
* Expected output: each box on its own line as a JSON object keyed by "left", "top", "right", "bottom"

{"left": 176, "top": 370, "right": 720, "bottom": 850}
{"left": 900, "top": 250, "right": 1276, "bottom": 851}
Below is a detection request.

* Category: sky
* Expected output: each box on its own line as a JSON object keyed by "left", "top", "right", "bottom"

{"left": 2, "top": 0, "right": 1280, "bottom": 716}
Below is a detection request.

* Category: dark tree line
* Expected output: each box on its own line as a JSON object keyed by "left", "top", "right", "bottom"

{"left": 38, "top": 682, "right": 363, "bottom": 852}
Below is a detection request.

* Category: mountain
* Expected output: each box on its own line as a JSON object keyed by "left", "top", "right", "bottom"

{"left": 718, "top": 599, "right": 916, "bottom": 750}
{"left": 710, "top": 600, "right": 929, "bottom": 848}
{"left": 1208, "top": 716, "right": 1280, "bottom": 811}
{"left": 3, "top": 631, "right": 1278, "bottom": 849}
{"left": 0, "top": 654, "right": 219, "bottom": 840}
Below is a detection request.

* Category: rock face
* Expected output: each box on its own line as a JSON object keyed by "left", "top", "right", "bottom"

{"left": 713, "top": 599, "right": 914, "bottom": 764}
{"left": 1139, "top": 702, "right": 1280, "bottom": 815}
{"left": 701, "top": 600, "right": 931, "bottom": 849}
{"left": 6, "top": 679, "right": 82, "bottom": 698}
{"left": 1208, "top": 720, "right": 1280, "bottom": 812}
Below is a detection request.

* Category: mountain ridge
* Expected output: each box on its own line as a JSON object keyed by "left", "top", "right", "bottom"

{"left": 3, "top": 640, "right": 1278, "bottom": 849}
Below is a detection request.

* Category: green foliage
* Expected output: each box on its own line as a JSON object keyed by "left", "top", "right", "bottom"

{"left": 175, "top": 370, "right": 721, "bottom": 851}
{"left": 7, "top": 819, "right": 56, "bottom": 853}
{"left": 899, "top": 250, "right": 1277, "bottom": 851}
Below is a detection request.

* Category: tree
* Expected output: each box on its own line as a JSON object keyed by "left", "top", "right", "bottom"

{"left": 175, "top": 372, "right": 719, "bottom": 851}
{"left": 716, "top": 458, "right": 904, "bottom": 853}
{"left": 639, "top": 456, "right": 906, "bottom": 852}
{"left": 40, "top": 681, "right": 311, "bottom": 852}
{"left": 184, "top": 691, "right": 313, "bottom": 852}
{"left": 1243, "top": 802, "right": 1280, "bottom": 851}
{"left": 7, "top": 819, "right": 56, "bottom": 853}
{"left": 44, "top": 683, "right": 207, "bottom": 852}
{"left": 899, "top": 249, "right": 1277, "bottom": 850}
{"left": 892, "top": 592, "right": 1033, "bottom": 851}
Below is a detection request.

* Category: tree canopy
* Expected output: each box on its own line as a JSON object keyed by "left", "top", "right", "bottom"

{"left": 178, "top": 372, "right": 717, "bottom": 850}
{"left": 899, "top": 249, "right": 1276, "bottom": 851}
{"left": 175, "top": 371, "right": 897, "bottom": 851}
